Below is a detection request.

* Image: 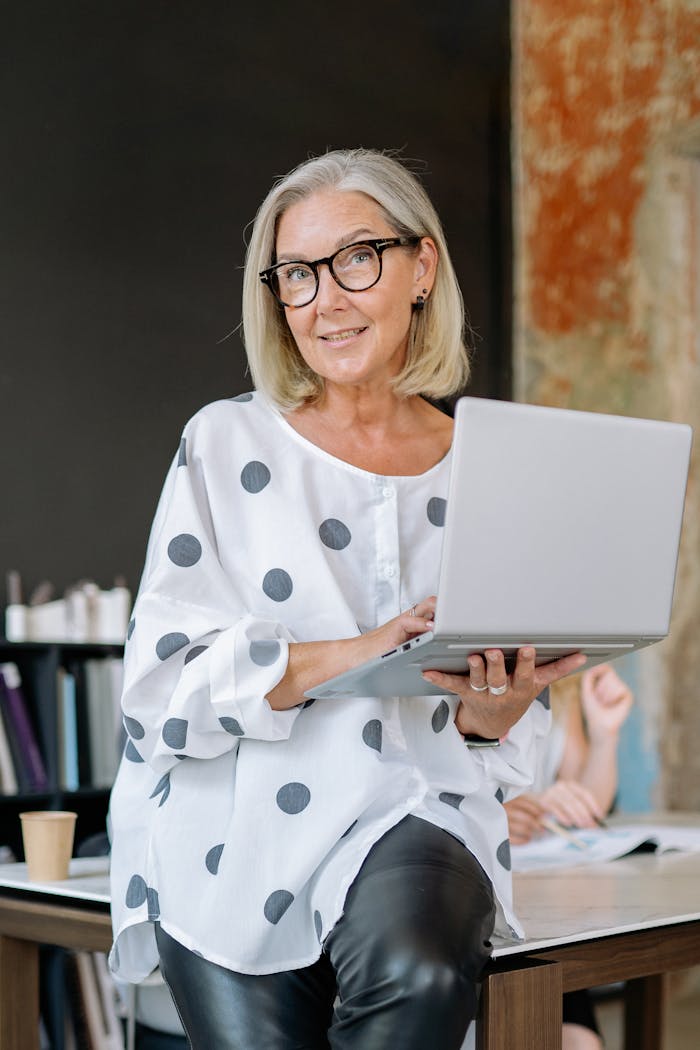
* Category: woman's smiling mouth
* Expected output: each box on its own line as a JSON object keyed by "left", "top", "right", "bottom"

{"left": 319, "top": 327, "right": 368, "bottom": 344}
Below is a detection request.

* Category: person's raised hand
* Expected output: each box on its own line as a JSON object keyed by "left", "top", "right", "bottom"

{"left": 580, "top": 664, "right": 633, "bottom": 743}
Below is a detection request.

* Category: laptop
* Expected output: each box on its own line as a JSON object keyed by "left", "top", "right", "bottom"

{"left": 305, "top": 397, "right": 692, "bottom": 700}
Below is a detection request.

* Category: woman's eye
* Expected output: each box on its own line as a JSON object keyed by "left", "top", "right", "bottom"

{"left": 349, "top": 250, "right": 371, "bottom": 265}
{"left": 284, "top": 266, "right": 313, "bottom": 283}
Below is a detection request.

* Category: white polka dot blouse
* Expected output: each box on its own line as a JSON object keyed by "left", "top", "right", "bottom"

{"left": 108, "top": 392, "right": 551, "bottom": 981}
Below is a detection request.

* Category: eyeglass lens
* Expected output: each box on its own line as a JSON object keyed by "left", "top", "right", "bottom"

{"left": 272, "top": 243, "right": 381, "bottom": 307}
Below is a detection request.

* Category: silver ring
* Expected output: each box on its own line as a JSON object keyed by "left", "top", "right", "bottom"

{"left": 488, "top": 682, "right": 508, "bottom": 696}
{"left": 470, "top": 681, "right": 489, "bottom": 693}
{"left": 408, "top": 605, "right": 417, "bottom": 617}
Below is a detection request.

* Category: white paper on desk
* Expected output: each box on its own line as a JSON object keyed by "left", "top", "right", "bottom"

{"left": 511, "top": 824, "right": 700, "bottom": 872}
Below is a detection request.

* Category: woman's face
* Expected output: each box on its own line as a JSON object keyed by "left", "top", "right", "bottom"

{"left": 274, "top": 189, "right": 437, "bottom": 394}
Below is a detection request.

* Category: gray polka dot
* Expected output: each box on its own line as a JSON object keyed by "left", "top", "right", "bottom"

{"left": 127, "top": 617, "right": 135, "bottom": 640}
{"left": 206, "top": 844, "right": 224, "bottom": 875}
{"left": 264, "top": 889, "right": 294, "bottom": 924}
{"left": 156, "top": 632, "right": 190, "bottom": 661}
{"left": 314, "top": 910, "right": 323, "bottom": 942}
{"left": 219, "top": 716, "right": 244, "bottom": 736}
{"left": 276, "top": 782, "right": 311, "bottom": 815}
{"left": 125, "top": 740, "right": 144, "bottom": 763}
{"left": 439, "top": 791, "right": 464, "bottom": 810}
{"left": 536, "top": 687, "right": 551, "bottom": 709}
{"left": 126, "top": 874, "right": 148, "bottom": 909}
{"left": 427, "top": 497, "right": 447, "bottom": 526}
{"left": 162, "top": 717, "right": 188, "bottom": 750}
{"left": 319, "top": 518, "right": 351, "bottom": 550}
{"left": 431, "top": 699, "right": 449, "bottom": 733}
{"left": 497, "top": 839, "right": 512, "bottom": 871}
{"left": 231, "top": 392, "right": 253, "bottom": 402}
{"left": 112, "top": 944, "right": 120, "bottom": 971}
{"left": 124, "top": 716, "right": 145, "bottom": 740}
{"left": 147, "top": 887, "right": 160, "bottom": 921}
{"left": 362, "top": 719, "right": 382, "bottom": 752}
{"left": 185, "top": 644, "right": 208, "bottom": 664}
{"left": 241, "top": 460, "right": 271, "bottom": 493}
{"left": 149, "top": 773, "right": 171, "bottom": 807}
{"left": 262, "top": 568, "right": 293, "bottom": 602}
{"left": 495, "top": 787, "right": 505, "bottom": 803}
{"left": 250, "top": 640, "right": 281, "bottom": 667}
{"left": 168, "top": 533, "right": 202, "bottom": 567}
{"left": 178, "top": 437, "right": 187, "bottom": 466}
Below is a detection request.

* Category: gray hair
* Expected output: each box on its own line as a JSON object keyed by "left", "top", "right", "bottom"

{"left": 242, "top": 149, "right": 470, "bottom": 409}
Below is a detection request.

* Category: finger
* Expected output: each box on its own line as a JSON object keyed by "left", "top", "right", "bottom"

{"left": 565, "top": 782, "right": 604, "bottom": 819}
{"left": 512, "top": 647, "right": 536, "bottom": 692}
{"left": 467, "top": 654, "right": 487, "bottom": 691}
{"left": 421, "top": 669, "right": 469, "bottom": 695}
{"left": 507, "top": 794, "right": 543, "bottom": 819}
{"left": 485, "top": 649, "right": 508, "bottom": 692}
{"left": 535, "top": 652, "right": 587, "bottom": 690}
{"left": 400, "top": 613, "right": 434, "bottom": 638}
{"left": 543, "top": 784, "right": 600, "bottom": 827}
{"left": 508, "top": 818, "right": 539, "bottom": 844}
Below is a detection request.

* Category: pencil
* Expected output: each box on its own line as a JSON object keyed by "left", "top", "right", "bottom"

{"left": 540, "top": 817, "right": 589, "bottom": 851}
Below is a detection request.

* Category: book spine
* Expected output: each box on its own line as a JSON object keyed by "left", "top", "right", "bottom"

{"left": 0, "top": 663, "right": 49, "bottom": 791}
{"left": 58, "top": 670, "right": 80, "bottom": 792}
{"left": 0, "top": 699, "right": 18, "bottom": 793}
{"left": 0, "top": 673, "right": 33, "bottom": 792}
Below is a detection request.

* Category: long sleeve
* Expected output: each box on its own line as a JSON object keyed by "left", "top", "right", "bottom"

{"left": 121, "top": 417, "right": 300, "bottom": 776}
{"left": 469, "top": 688, "right": 552, "bottom": 800}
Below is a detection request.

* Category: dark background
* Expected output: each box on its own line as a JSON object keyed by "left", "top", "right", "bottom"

{"left": 0, "top": 0, "right": 511, "bottom": 602}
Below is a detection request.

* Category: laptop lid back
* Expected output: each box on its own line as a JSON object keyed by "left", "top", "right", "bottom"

{"left": 435, "top": 398, "right": 692, "bottom": 642}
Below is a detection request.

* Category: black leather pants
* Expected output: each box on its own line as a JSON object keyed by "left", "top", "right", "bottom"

{"left": 155, "top": 815, "right": 496, "bottom": 1050}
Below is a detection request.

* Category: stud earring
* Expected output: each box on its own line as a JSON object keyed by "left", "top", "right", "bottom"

{"left": 414, "top": 288, "right": 428, "bottom": 311}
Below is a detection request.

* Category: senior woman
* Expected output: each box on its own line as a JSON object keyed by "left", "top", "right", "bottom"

{"left": 108, "top": 148, "right": 584, "bottom": 1050}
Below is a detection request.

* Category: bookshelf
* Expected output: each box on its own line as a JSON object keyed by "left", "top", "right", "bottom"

{"left": 0, "top": 640, "right": 124, "bottom": 862}
{"left": 0, "top": 640, "right": 126, "bottom": 1049}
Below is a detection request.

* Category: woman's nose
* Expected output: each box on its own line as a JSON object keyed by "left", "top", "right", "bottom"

{"left": 315, "top": 264, "right": 347, "bottom": 310}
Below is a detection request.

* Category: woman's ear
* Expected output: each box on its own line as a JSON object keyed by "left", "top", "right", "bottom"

{"left": 413, "top": 237, "right": 438, "bottom": 296}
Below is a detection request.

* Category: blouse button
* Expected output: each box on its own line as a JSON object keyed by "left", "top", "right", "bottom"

{"left": 385, "top": 566, "right": 396, "bottom": 578}
{"left": 382, "top": 487, "right": 394, "bottom": 499}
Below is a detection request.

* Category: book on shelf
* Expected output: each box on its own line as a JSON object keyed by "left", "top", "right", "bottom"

{"left": 0, "top": 662, "right": 48, "bottom": 792}
{"left": 57, "top": 668, "right": 80, "bottom": 792}
{"left": 85, "top": 660, "right": 120, "bottom": 788}
{"left": 0, "top": 699, "right": 18, "bottom": 793}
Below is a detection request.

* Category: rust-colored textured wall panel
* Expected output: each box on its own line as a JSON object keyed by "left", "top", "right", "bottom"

{"left": 520, "top": 0, "right": 700, "bottom": 338}
{"left": 514, "top": 0, "right": 700, "bottom": 808}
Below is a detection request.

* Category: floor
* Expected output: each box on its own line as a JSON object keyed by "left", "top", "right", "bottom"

{"left": 597, "top": 970, "right": 700, "bottom": 1048}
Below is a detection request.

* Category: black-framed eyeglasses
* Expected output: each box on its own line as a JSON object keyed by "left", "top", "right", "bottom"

{"left": 259, "top": 236, "right": 421, "bottom": 309}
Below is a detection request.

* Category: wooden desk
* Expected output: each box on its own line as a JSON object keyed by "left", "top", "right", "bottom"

{"left": 480, "top": 847, "right": 700, "bottom": 1050}
{"left": 0, "top": 859, "right": 111, "bottom": 1050}
{"left": 2, "top": 849, "right": 700, "bottom": 1050}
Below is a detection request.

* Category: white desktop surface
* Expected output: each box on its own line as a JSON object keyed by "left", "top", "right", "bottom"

{"left": 1, "top": 815, "right": 698, "bottom": 960}
{"left": 492, "top": 812, "right": 700, "bottom": 957}
{"left": 0, "top": 856, "right": 110, "bottom": 903}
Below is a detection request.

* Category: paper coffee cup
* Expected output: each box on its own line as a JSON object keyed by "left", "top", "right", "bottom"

{"left": 20, "top": 811, "right": 77, "bottom": 881}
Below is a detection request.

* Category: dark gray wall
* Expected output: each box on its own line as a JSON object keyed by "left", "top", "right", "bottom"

{"left": 0, "top": 1, "right": 511, "bottom": 600}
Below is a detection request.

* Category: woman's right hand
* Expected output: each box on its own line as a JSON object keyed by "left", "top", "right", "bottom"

{"left": 266, "top": 596, "right": 437, "bottom": 710}
{"left": 356, "top": 595, "right": 437, "bottom": 662}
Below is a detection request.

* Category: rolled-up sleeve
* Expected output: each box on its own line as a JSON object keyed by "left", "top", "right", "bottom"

{"left": 121, "top": 421, "right": 301, "bottom": 776}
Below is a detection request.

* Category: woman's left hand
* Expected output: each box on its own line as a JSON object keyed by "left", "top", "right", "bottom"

{"left": 422, "top": 647, "right": 587, "bottom": 741}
